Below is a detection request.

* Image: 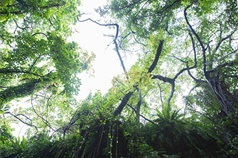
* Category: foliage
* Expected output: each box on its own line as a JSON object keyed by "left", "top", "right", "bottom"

{"left": 0, "top": 0, "right": 94, "bottom": 136}
{"left": 0, "top": 0, "right": 238, "bottom": 157}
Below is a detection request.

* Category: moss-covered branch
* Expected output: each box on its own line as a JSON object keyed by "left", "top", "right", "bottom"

{"left": 0, "top": 72, "right": 56, "bottom": 106}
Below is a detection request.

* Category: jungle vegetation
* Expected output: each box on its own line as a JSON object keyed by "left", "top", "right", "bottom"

{"left": 0, "top": 0, "right": 237, "bottom": 157}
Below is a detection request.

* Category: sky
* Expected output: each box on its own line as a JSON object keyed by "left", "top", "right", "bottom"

{"left": 73, "top": 0, "right": 137, "bottom": 100}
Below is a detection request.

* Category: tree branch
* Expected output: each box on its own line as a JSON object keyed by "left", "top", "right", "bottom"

{"left": 214, "top": 27, "right": 236, "bottom": 53}
{"left": 30, "top": 96, "right": 55, "bottom": 131}
{"left": 148, "top": 40, "right": 164, "bottom": 73}
{"left": 5, "top": 111, "right": 38, "bottom": 131}
{"left": 186, "top": 32, "right": 199, "bottom": 82}
{"left": 113, "top": 91, "right": 134, "bottom": 116}
{"left": 0, "top": 68, "right": 41, "bottom": 77}
{"left": 136, "top": 88, "right": 142, "bottom": 122}
{"left": 0, "top": 2, "right": 66, "bottom": 15}
{"left": 206, "top": 61, "right": 238, "bottom": 74}
{"left": 127, "top": 104, "right": 157, "bottom": 125}
{"left": 152, "top": 74, "right": 173, "bottom": 84}
{"left": 184, "top": 6, "right": 207, "bottom": 76}
{"left": 167, "top": 83, "right": 175, "bottom": 106}
{"left": 78, "top": 18, "right": 129, "bottom": 80}
{"left": 0, "top": 72, "right": 55, "bottom": 106}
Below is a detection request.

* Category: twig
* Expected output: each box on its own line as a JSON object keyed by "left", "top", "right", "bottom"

{"left": 78, "top": 18, "right": 129, "bottom": 80}
{"left": 127, "top": 104, "right": 157, "bottom": 125}
{"left": 5, "top": 111, "right": 38, "bottom": 131}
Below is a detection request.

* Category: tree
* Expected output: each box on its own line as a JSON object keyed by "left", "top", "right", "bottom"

{"left": 0, "top": 0, "right": 90, "bottom": 103}
{"left": 0, "top": 0, "right": 238, "bottom": 157}
{"left": 0, "top": 0, "right": 95, "bottom": 136}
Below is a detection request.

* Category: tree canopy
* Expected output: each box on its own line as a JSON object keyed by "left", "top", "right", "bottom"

{"left": 0, "top": 0, "right": 238, "bottom": 157}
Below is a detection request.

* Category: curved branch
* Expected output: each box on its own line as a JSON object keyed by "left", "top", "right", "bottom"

{"left": 30, "top": 96, "right": 55, "bottom": 131}
{"left": 152, "top": 74, "right": 173, "bottom": 84}
{"left": 127, "top": 104, "right": 157, "bottom": 125}
{"left": 186, "top": 32, "right": 199, "bottom": 82}
{"left": 78, "top": 18, "right": 129, "bottom": 80}
{"left": 167, "top": 83, "right": 175, "bottom": 106}
{"left": 78, "top": 18, "right": 119, "bottom": 39}
{"left": 148, "top": 40, "right": 164, "bottom": 73}
{"left": 184, "top": 6, "right": 207, "bottom": 76}
{"left": 214, "top": 28, "right": 236, "bottom": 52}
{"left": 5, "top": 111, "right": 38, "bottom": 131}
{"left": 206, "top": 61, "right": 238, "bottom": 74}
{"left": 152, "top": 74, "right": 175, "bottom": 105}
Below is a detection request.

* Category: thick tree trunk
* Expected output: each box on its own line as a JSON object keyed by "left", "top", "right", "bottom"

{"left": 0, "top": 72, "right": 55, "bottom": 106}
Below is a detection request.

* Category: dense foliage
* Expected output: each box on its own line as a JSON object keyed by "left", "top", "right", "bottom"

{"left": 0, "top": 0, "right": 237, "bottom": 157}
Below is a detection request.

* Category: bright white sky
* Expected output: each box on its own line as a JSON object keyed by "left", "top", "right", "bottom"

{"left": 73, "top": 0, "right": 137, "bottom": 100}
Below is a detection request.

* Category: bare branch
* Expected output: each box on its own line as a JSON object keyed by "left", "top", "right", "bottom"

{"left": 169, "top": 55, "right": 187, "bottom": 63}
{"left": 28, "top": 55, "right": 42, "bottom": 72}
{"left": 5, "top": 111, "right": 38, "bottom": 131}
{"left": 127, "top": 104, "right": 157, "bottom": 125}
{"left": 78, "top": 18, "right": 119, "bottom": 38}
{"left": 113, "top": 91, "right": 134, "bottom": 116}
{"left": 186, "top": 32, "right": 200, "bottom": 82}
{"left": 206, "top": 61, "right": 238, "bottom": 74}
{"left": 30, "top": 96, "right": 55, "bottom": 131}
{"left": 152, "top": 74, "right": 173, "bottom": 84}
{"left": 158, "top": 83, "right": 164, "bottom": 106}
{"left": 152, "top": 74, "right": 175, "bottom": 105}
{"left": 167, "top": 83, "right": 175, "bottom": 106}
{"left": 136, "top": 88, "right": 142, "bottom": 122}
{"left": 148, "top": 40, "right": 164, "bottom": 73}
{"left": 189, "top": 32, "right": 197, "bottom": 68}
{"left": 214, "top": 27, "right": 236, "bottom": 53}
{"left": 184, "top": 6, "right": 207, "bottom": 76}
{"left": 114, "top": 37, "right": 129, "bottom": 80}
{"left": 78, "top": 18, "right": 129, "bottom": 80}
